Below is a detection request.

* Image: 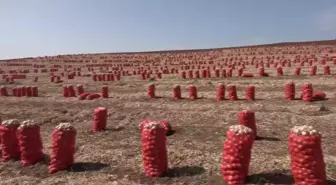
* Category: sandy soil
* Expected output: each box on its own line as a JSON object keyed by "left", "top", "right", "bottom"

{"left": 0, "top": 43, "right": 336, "bottom": 185}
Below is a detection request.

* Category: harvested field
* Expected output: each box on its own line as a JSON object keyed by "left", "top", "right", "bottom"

{"left": 0, "top": 41, "right": 336, "bottom": 185}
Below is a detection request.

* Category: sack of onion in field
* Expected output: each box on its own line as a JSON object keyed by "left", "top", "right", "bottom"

{"left": 86, "top": 93, "right": 101, "bottom": 100}
{"left": 141, "top": 122, "right": 168, "bottom": 178}
{"left": 301, "top": 83, "right": 313, "bottom": 102}
{"left": 0, "top": 86, "right": 8, "bottom": 96}
{"left": 49, "top": 123, "right": 76, "bottom": 174}
{"left": 172, "top": 85, "right": 182, "bottom": 99}
{"left": 221, "top": 125, "right": 254, "bottom": 185}
{"left": 93, "top": 107, "right": 108, "bottom": 132}
{"left": 285, "top": 81, "right": 295, "bottom": 100}
{"left": 245, "top": 85, "right": 255, "bottom": 100}
{"left": 0, "top": 119, "right": 20, "bottom": 162}
{"left": 101, "top": 86, "right": 109, "bottom": 98}
{"left": 17, "top": 120, "right": 44, "bottom": 167}
{"left": 312, "top": 92, "right": 326, "bottom": 101}
{"left": 289, "top": 126, "right": 326, "bottom": 185}
{"left": 76, "top": 85, "right": 84, "bottom": 95}
{"left": 188, "top": 85, "right": 197, "bottom": 100}
{"left": 242, "top": 73, "right": 254, "bottom": 77}
{"left": 216, "top": 83, "right": 225, "bottom": 101}
{"left": 147, "top": 83, "right": 155, "bottom": 99}
{"left": 227, "top": 84, "right": 238, "bottom": 100}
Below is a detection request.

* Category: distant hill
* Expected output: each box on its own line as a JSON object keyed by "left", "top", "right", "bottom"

{"left": 2, "top": 39, "right": 336, "bottom": 61}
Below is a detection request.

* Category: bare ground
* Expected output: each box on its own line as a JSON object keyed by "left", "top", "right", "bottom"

{"left": 0, "top": 67, "right": 336, "bottom": 185}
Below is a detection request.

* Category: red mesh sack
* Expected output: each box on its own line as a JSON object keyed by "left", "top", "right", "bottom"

{"left": 313, "top": 92, "right": 326, "bottom": 101}
{"left": 194, "top": 70, "right": 200, "bottom": 78}
{"left": 276, "top": 67, "right": 283, "bottom": 76}
{"left": 0, "top": 119, "right": 20, "bottom": 162}
{"left": 258, "top": 67, "right": 264, "bottom": 76}
{"left": 206, "top": 70, "right": 211, "bottom": 78}
{"left": 102, "top": 86, "right": 109, "bottom": 98}
{"left": 49, "top": 123, "right": 76, "bottom": 174}
{"left": 86, "top": 93, "right": 101, "bottom": 100}
{"left": 227, "top": 68, "right": 233, "bottom": 77}
{"left": 227, "top": 84, "right": 238, "bottom": 100}
{"left": 188, "top": 70, "right": 193, "bottom": 79}
{"left": 309, "top": 66, "right": 317, "bottom": 76}
{"left": 77, "top": 85, "right": 84, "bottom": 95}
{"left": 323, "top": 65, "right": 330, "bottom": 75}
{"left": 63, "top": 85, "right": 69, "bottom": 97}
{"left": 302, "top": 83, "right": 313, "bottom": 102}
{"left": 21, "top": 86, "right": 27, "bottom": 96}
{"left": 294, "top": 68, "right": 301, "bottom": 76}
{"left": 242, "top": 73, "right": 254, "bottom": 77}
{"left": 78, "top": 93, "right": 90, "bottom": 100}
{"left": 221, "top": 125, "right": 254, "bottom": 185}
{"left": 289, "top": 126, "right": 326, "bottom": 185}
{"left": 17, "top": 120, "right": 44, "bottom": 167}
{"left": 188, "top": 85, "right": 197, "bottom": 100}
{"left": 26, "top": 86, "right": 33, "bottom": 97}
{"left": 147, "top": 84, "right": 155, "bottom": 99}
{"left": 215, "top": 69, "right": 220, "bottom": 78}
{"left": 172, "top": 85, "right": 182, "bottom": 99}
{"left": 17, "top": 87, "right": 23, "bottom": 97}
{"left": 32, "top": 86, "right": 38, "bottom": 97}
{"left": 0, "top": 86, "right": 8, "bottom": 96}
{"left": 159, "top": 120, "right": 172, "bottom": 135}
{"left": 245, "top": 85, "right": 255, "bottom": 100}
{"left": 141, "top": 122, "right": 168, "bottom": 177}
{"left": 237, "top": 67, "right": 244, "bottom": 77}
{"left": 238, "top": 110, "right": 257, "bottom": 138}
{"left": 107, "top": 74, "right": 112, "bottom": 81}
{"left": 201, "top": 70, "right": 207, "bottom": 78}
{"left": 67, "top": 85, "right": 76, "bottom": 97}
{"left": 141, "top": 73, "right": 146, "bottom": 80}
{"left": 93, "top": 107, "right": 108, "bottom": 132}
{"left": 216, "top": 83, "right": 225, "bottom": 101}
{"left": 97, "top": 74, "right": 102, "bottom": 81}
{"left": 180, "top": 71, "right": 186, "bottom": 79}
{"left": 285, "top": 81, "right": 295, "bottom": 100}
{"left": 221, "top": 69, "right": 227, "bottom": 78}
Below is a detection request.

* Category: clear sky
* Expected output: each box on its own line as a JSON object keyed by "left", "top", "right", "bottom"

{"left": 1, "top": 0, "right": 336, "bottom": 59}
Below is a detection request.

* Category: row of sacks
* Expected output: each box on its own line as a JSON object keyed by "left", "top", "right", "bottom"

{"left": 139, "top": 111, "right": 327, "bottom": 185}
{"left": 147, "top": 83, "right": 256, "bottom": 101}
{"left": 92, "top": 74, "right": 121, "bottom": 82}
{"left": 0, "top": 86, "right": 39, "bottom": 97}
{"left": 0, "top": 120, "right": 75, "bottom": 174}
{"left": 178, "top": 65, "right": 331, "bottom": 79}
{"left": 285, "top": 82, "right": 327, "bottom": 101}
{"left": 0, "top": 107, "right": 109, "bottom": 173}
{"left": 63, "top": 85, "right": 109, "bottom": 100}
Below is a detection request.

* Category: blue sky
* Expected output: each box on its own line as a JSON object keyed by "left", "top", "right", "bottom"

{"left": 1, "top": 0, "right": 336, "bottom": 59}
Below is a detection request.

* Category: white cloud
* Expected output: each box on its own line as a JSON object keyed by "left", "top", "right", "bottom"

{"left": 316, "top": 7, "right": 336, "bottom": 32}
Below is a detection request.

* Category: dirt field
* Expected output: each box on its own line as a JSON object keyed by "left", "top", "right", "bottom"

{"left": 1, "top": 42, "right": 336, "bottom": 185}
